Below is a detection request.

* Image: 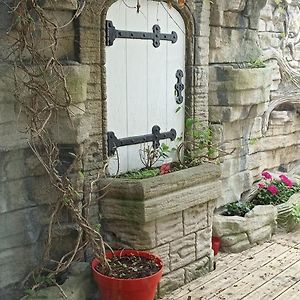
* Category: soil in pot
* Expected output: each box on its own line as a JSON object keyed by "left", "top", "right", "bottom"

{"left": 96, "top": 254, "right": 161, "bottom": 279}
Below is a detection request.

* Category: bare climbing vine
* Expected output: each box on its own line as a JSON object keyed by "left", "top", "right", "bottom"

{"left": 1, "top": 0, "right": 111, "bottom": 292}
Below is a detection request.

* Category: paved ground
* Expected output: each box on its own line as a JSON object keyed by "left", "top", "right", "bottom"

{"left": 164, "top": 231, "right": 300, "bottom": 300}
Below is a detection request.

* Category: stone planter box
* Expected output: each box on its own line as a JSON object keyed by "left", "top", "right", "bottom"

{"left": 213, "top": 205, "right": 277, "bottom": 253}
{"left": 99, "top": 163, "right": 221, "bottom": 297}
{"left": 209, "top": 65, "right": 272, "bottom": 123}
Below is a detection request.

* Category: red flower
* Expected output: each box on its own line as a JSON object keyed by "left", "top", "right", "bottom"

{"left": 279, "top": 174, "right": 293, "bottom": 188}
{"left": 267, "top": 185, "right": 278, "bottom": 195}
{"left": 160, "top": 163, "right": 170, "bottom": 175}
{"left": 258, "top": 182, "right": 266, "bottom": 189}
{"left": 262, "top": 171, "right": 272, "bottom": 180}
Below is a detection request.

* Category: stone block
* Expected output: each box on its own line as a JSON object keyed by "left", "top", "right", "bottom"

{"left": 249, "top": 145, "right": 300, "bottom": 171}
{"left": 156, "top": 212, "right": 183, "bottom": 245}
{"left": 170, "top": 234, "right": 196, "bottom": 270}
{"left": 159, "top": 268, "right": 185, "bottom": 298}
{"left": 249, "top": 132, "right": 299, "bottom": 154}
{"left": 151, "top": 243, "right": 170, "bottom": 275}
{"left": 207, "top": 199, "right": 217, "bottom": 227}
{"left": 213, "top": 214, "right": 247, "bottom": 237}
{"left": 0, "top": 121, "right": 29, "bottom": 151}
{"left": 196, "top": 227, "right": 212, "bottom": 259}
{"left": 194, "top": 36, "right": 210, "bottom": 66}
{"left": 260, "top": 4, "right": 273, "bottom": 21}
{"left": 247, "top": 225, "right": 272, "bottom": 244}
{"left": 258, "top": 19, "right": 266, "bottom": 31}
{"left": 0, "top": 102, "right": 15, "bottom": 125}
{"left": 209, "top": 87, "right": 270, "bottom": 106}
{"left": 209, "top": 103, "right": 268, "bottom": 123}
{"left": 223, "top": 0, "right": 247, "bottom": 11}
{"left": 183, "top": 203, "right": 208, "bottom": 235}
{"left": 103, "top": 219, "right": 157, "bottom": 249}
{"left": 221, "top": 155, "right": 249, "bottom": 179}
{"left": 57, "top": 64, "right": 90, "bottom": 104}
{"left": 0, "top": 175, "right": 58, "bottom": 213}
{"left": 42, "top": 0, "right": 78, "bottom": 10}
{"left": 27, "top": 262, "right": 98, "bottom": 300}
{"left": 209, "top": 66, "right": 272, "bottom": 91}
{"left": 47, "top": 113, "right": 92, "bottom": 144}
{"left": 184, "top": 256, "right": 210, "bottom": 283}
{"left": 0, "top": 244, "right": 42, "bottom": 289}
{"left": 221, "top": 233, "right": 248, "bottom": 247}
{"left": 220, "top": 171, "right": 253, "bottom": 206}
{"left": 245, "top": 205, "right": 277, "bottom": 219}
{"left": 0, "top": 205, "right": 50, "bottom": 251}
{"left": 249, "top": 117, "right": 263, "bottom": 139}
{"left": 222, "top": 238, "right": 251, "bottom": 253}
{"left": 209, "top": 28, "right": 262, "bottom": 63}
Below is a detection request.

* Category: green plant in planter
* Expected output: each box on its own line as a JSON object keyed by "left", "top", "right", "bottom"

{"left": 223, "top": 202, "right": 255, "bottom": 217}
{"left": 253, "top": 171, "right": 300, "bottom": 206}
{"left": 177, "top": 118, "right": 218, "bottom": 167}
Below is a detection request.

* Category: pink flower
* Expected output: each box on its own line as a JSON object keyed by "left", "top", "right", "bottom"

{"left": 258, "top": 182, "right": 266, "bottom": 188}
{"left": 267, "top": 185, "right": 278, "bottom": 195}
{"left": 262, "top": 171, "right": 272, "bottom": 180}
{"left": 279, "top": 174, "right": 293, "bottom": 188}
{"left": 160, "top": 163, "right": 170, "bottom": 175}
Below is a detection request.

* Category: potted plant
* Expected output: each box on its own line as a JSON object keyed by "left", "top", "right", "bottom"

{"left": 91, "top": 250, "right": 163, "bottom": 300}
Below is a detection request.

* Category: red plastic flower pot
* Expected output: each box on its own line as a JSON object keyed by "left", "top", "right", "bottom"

{"left": 91, "top": 249, "right": 163, "bottom": 300}
{"left": 212, "top": 236, "right": 221, "bottom": 256}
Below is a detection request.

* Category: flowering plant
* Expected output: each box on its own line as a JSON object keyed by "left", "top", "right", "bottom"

{"left": 253, "top": 171, "right": 300, "bottom": 206}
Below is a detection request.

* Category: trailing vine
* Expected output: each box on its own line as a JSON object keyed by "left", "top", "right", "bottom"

{"left": 1, "top": 0, "right": 111, "bottom": 292}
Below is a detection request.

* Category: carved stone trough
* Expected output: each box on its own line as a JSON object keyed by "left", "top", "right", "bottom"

{"left": 98, "top": 163, "right": 221, "bottom": 296}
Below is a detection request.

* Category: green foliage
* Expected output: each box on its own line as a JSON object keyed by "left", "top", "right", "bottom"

{"left": 139, "top": 143, "right": 170, "bottom": 168}
{"left": 223, "top": 202, "right": 255, "bottom": 217}
{"left": 253, "top": 181, "right": 300, "bottom": 206}
{"left": 248, "top": 59, "right": 266, "bottom": 69}
{"left": 181, "top": 118, "right": 218, "bottom": 166}
{"left": 120, "top": 168, "right": 160, "bottom": 179}
{"left": 291, "top": 203, "right": 300, "bottom": 225}
{"left": 159, "top": 143, "right": 170, "bottom": 159}
{"left": 249, "top": 138, "right": 258, "bottom": 145}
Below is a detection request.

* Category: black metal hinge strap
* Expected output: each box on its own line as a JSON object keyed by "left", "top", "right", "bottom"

{"left": 107, "top": 125, "right": 177, "bottom": 156}
{"left": 106, "top": 20, "right": 178, "bottom": 48}
{"left": 175, "top": 69, "right": 184, "bottom": 104}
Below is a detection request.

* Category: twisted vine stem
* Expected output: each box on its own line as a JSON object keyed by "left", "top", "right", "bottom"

{"left": 2, "top": 0, "right": 110, "bottom": 291}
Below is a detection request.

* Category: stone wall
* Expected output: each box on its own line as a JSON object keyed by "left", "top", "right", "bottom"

{"left": 0, "top": 1, "right": 92, "bottom": 297}
{"left": 209, "top": 0, "right": 300, "bottom": 207}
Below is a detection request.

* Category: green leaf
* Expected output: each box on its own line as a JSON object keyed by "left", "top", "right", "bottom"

{"left": 185, "top": 118, "right": 194, "bottom": 129}
{"left": 175, "top": 106, "right": 181, "bottom": 113}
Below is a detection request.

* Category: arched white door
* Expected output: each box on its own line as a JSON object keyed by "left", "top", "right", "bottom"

{"left": 106, "top": 0, "right": 185, "bottom": 174}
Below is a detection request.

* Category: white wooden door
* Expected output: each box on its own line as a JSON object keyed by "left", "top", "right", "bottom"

{"left": 106, "top": 0, "right": 185, "bottom": 175}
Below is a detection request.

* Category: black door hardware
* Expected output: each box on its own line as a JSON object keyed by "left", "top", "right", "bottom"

{"left": 107, "top": 125, "right": 177, "bottom": 156}
{"left": 106, "top": 20, "right": 178, "bottom": 48}
{"left": 175, "top": 69, "right": 184, "bottom": 104}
